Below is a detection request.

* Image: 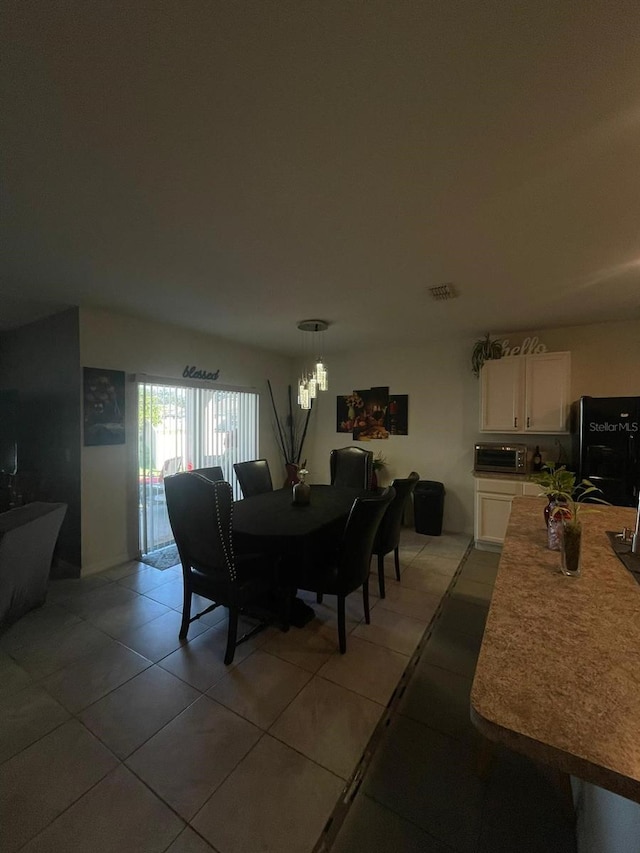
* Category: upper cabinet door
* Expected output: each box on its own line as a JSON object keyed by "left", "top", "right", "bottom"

{"left": 480, "top": 358, "right": 524, "bottom": 431}
{"left": 524, "top": 352, "right": 571, "bottom": 433}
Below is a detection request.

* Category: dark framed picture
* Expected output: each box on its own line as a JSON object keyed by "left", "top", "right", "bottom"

{"left": 83, "top": 367, "right": 125, "bottom": 446}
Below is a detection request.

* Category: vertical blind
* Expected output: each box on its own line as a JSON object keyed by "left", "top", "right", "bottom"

{"left": 138, "top": 380, "right": 258, "bottom": 555}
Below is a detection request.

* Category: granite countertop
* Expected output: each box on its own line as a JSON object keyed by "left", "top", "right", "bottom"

{"left": 470, "top": 496, "right": 640, "bottom": 803}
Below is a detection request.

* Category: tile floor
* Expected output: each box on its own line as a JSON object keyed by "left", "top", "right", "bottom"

{"left": 326, "top": 547, "right": 577, "bottom": 853}
{"left": 0, "top": 530, "right": 576, "bottom": 852}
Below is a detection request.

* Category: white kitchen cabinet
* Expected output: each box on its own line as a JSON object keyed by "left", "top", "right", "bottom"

{"left": 474, "top": 477, "right": 540, "bottom": 549}
{"left": 480, "top": 352, "right": 571, "bottom": 434}
{"left": 521, "top": 481, "right": 543, "bottom": 497}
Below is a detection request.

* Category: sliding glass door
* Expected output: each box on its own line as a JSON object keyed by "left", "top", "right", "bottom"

{"left": 138, "top": 380, "right": 258, "bottom": 556}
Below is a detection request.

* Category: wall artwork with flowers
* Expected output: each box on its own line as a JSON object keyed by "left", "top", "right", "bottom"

{"left": 337, "top": 389, "right": 408, "bottom": 439}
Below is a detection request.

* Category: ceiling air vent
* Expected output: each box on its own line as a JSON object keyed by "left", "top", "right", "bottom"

{"left": 428, "top": 283, "right": 458, "bottom": 301}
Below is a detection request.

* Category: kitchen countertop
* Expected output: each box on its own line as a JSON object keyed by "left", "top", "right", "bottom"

{"left": 470, "top": 496, "right": 640, "bottom": 803}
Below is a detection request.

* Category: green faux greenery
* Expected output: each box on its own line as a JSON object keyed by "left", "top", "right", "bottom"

{"left": 530, "top": 463, "right": 578, "bottom": 500}
{"left": 471, "top": 333, "right": 503, "bottom": 377}
{"left": 531, "top": 463, "right": 609, "bottom": 523}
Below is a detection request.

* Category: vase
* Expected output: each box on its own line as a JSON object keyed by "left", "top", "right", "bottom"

{"left": 547, "top": 516, "right": 563, "bottom": 551}
{"left": 546, "top": 500, "right": 571, "bottom": 550}
{"left": 284, "top": 463, "right": 299, "bottom": 487}
{"left": 560, "top": 521, "right": 581, "bottom": 576}
{"left": 544, "top": 496, "right": 568, "bottom": 527}
{"left": 292, "top": 479, "right": 310, "bottom": 506}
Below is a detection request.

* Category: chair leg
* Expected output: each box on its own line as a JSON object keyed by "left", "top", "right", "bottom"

{"left": 337, "top": 595, "right": 347, "bottom": 654}
{"left": 377, "top": 554, "right": 386, "bottom": 598}
{"left": 179, "top": 588, "right": 192, "bottom": 639}
{"left": 362, "top": 578, "right": 371, "bottom": 624}
{"left": 224, "top": 607, "right": 239, "bottom": 665}
{"left": 394, "top": 547, "right": 401, "bottom": 582}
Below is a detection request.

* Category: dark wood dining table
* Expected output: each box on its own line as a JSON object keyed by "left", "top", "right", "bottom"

{"left": 233, "top": 484, "right": 368, "bottom": 625}
{"left": 233, "top": 484, "right": 366, "bottom": 557}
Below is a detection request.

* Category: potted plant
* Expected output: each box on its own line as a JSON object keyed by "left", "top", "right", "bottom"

{"left": 471, "top": 333, "right": 503, "bottom": 377}
{"left": 371, "top": 452, "right": 386, "bottom": 489}
{"left": 533, "top": 464, "right": 608, "bottom": 561}
{"left": 550, "top": 491, "right": 607, "bottom": 576}
{"left": 530, "top": 464, "right": 578, "bottom": 528}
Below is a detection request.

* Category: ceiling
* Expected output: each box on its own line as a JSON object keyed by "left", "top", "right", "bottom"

{"left": 2, "top": 1, "right": 639, "bottom": 356}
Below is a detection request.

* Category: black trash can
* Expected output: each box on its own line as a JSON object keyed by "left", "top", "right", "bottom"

{"left": 413, "top": 480, "right": 445, "bottom": 536}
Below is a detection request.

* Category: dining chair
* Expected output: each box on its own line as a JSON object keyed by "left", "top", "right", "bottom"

{"left": 164, "top": 472, "right": 281, "bottom": 664}
{"left": 233, "top": 459, "right": 274, "bottom": 498}
{"left": 372, "top": 472, "right": 420, "bottom": 598}
{"left": 329, "top": 446, "right": 374, "bottom": 490}
{"left": 191, "top": 465, "right": 225, "bottom": 482}
{"left": 293, "top": 487, "right": 395, "bottom": 653}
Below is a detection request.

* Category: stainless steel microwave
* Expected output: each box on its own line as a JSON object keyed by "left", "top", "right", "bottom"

{"left": 474, "top": 443, "right": 527, "bottom": 474}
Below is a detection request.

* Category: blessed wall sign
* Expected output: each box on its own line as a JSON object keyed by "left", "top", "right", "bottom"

{"left": 182, "top": 365, "right": 220, "bottom": 381}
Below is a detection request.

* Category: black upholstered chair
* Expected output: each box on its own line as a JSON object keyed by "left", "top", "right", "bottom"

{"left": 191, "top": 465, "right": 225, "bottom": 482}
{"left": 233, "top": 459, "right": 274, "bottom": 499}
{"left": 164, "top": 473, "right": 279, "bottom": 664}
{"left": 372, "top": 472, "right": 420, "bottom": 598}
{"left": 293, "top": 487, "right": 395, "bottom": 653}
{"left": 329, "top": 446, "right": 374, "bottom": 490}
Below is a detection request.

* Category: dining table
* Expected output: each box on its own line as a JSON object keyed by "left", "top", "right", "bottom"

{"left": 232, "top": 484, "right": 368, "bottom": 625}
{"left": 233, "top": 484, "right": 365, "bottom": 549}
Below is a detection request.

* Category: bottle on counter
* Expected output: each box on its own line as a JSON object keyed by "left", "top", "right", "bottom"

{"left": 532, "top": 446, "right": 543, "bottom": 472}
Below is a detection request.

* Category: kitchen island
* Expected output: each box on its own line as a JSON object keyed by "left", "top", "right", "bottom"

{"left": 471, "top": 496, "right": 640, "bottom": 852}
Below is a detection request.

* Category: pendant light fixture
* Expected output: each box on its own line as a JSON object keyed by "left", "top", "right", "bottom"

{"left": 297, "top": 319, "right": 329, "bottom": 410}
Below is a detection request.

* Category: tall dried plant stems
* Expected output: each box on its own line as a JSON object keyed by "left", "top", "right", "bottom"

{"left": 267, "top": 380, "right": 313, "bottom": 466}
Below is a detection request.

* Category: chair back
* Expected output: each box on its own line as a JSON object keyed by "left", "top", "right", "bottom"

{"left": 330, "top": 446, "right": 374, "bottom": 489}
{"left": 374, "top": 474, "right": 420, "bottom": 556}
{"left": 233, "top": 459, "right": 273, "bottom": 498}
{"left": 164, "top": 473, "right": 236, "bottom": 581}
{"left": 161, "top": 456, "right": 183, "bottom": 477}
{"left": 191, "top": 466, "right": 225, "bottom": 482}
{"left": 338, "top": 487, "right": 395, "bottom": 590}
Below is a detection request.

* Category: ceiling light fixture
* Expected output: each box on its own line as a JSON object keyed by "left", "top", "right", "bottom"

{"left": 428, "top": 283, "right": 458, "bottom": 301}
{"left": 297, "top": 319, "right": 329, "bottom": 410}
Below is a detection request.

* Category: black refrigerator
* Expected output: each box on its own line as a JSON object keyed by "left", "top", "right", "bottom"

{"left": 571, "top": 396, "right": 640, "bottom": 507}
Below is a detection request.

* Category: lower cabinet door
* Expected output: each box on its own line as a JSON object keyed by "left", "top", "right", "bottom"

{"left": 475, "top": 492, "right": 514, "bottom": 545}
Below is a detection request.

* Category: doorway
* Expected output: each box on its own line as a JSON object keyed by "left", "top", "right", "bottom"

{"left": 137, "top": 380, "right": 258, "bottom": 558}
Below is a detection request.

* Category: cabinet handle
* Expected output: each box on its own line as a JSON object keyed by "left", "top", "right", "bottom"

{"left": 527, "top": 417, "right": 530, "bottom": 428}
{"left": 514, "top": 417, "right": 518, "bottom": 428}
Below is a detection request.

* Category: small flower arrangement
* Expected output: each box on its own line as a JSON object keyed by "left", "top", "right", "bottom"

{"left": 372, "top": 452, "right": 386, "bottom": 471}
{"left": 297, "top": 468, "right": 309, "bottom": 483}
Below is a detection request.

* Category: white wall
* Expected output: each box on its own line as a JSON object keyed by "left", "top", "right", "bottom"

{"left": 78, "top": 310, "right": 640, "bottom": 573}
{"left": 306, "top": 318, "right": 640, "bottom": 536}
{"left": 305, "top": 336, "right": 479, "bottom": 534}
{"left": 79, "top": 307, "right": 292, "bottom": 574}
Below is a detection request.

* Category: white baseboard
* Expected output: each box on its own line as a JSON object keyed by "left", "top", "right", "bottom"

{"left": 81, "top": 552, "right": 136, "bottom": 577}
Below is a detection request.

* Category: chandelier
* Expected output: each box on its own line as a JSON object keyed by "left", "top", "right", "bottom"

{"left": 297, "top": 319, "right": 329, "bottom": 410}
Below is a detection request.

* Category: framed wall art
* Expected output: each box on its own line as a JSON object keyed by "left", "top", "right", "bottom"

{"left": 83, "top": 367, "right": 126, "bottom": 446}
